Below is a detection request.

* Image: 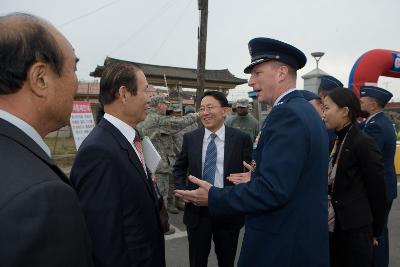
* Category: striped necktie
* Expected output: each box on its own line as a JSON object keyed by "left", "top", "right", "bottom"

{"left": 203, "top": 133, "right": 217, "bottom": 185}
{"left": 133, "top": 133, "right": 146, "bottom": 172}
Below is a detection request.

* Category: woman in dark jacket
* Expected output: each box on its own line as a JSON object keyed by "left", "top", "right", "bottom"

{"left": 323, "top": 87, "right": 387, "bottom": 267}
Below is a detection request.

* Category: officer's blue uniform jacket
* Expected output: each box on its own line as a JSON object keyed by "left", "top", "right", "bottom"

{"left": 209, "top": 90, "right": 329, "bottom": 267}
{"left": 362, "top": 112, "right": 397, "bottom": 202}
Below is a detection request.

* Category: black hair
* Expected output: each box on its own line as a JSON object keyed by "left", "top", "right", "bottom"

{"left": 326, "top": 87, "right": 361, "bottom": 123}
{"left": 201, "top": 91, "right": 229, "bottom": 107}
{"left": 0, "top": 13, "right": 65, "bottom": 94}
{"left": 99, "top": 62, "right": 142, "bottom": 105}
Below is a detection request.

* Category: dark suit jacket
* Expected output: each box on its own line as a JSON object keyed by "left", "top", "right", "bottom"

{"left": 332, "top": 124, "right": 387, "bottom": 237}
{"left": 362, "top": 112, "right": 397, "bottom": 202}
{"left": 173, "top": 126, "right": 252, "bottom": 228}
{"left": 70, "top": 118, "right": 165, "bottom": 267}
{"left": 0, "top": 118, "right": 93, "bottom": 267}
{"left": 208, "top": 90, "right": 330, "bottom": 267}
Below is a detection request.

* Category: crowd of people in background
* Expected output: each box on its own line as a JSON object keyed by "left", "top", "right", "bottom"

{"left": 0, "top": 11, "right": 397, "bottom": 267}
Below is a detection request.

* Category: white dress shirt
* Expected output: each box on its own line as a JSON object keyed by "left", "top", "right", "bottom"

{"left": 103, "top": 113, "right": 146, "bottom": 173}
{"left": 0, "top": 109, "right": 51, "bottom": 157}
{"left": 202, "top": 125, "right": 225, "bottom": 188}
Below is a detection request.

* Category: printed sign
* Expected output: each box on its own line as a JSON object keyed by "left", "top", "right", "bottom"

{"left": 70, "top": 101, "right": 95, "bottom": 150}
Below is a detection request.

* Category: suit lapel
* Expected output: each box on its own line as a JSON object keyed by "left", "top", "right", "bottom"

{"left": 194, "top": 128, "right": 205, "bottom": 179}
{"left": 98, "top": 119, "right": 155, "bottom": 198}
{"left": 223, "top": 126, "right": 234, "bottom": 180}
{"left": 0, "top": 118, "right": 71, "bottom": 185}
{"left": 337, "top": 124, "right": 358, "bottom": 173}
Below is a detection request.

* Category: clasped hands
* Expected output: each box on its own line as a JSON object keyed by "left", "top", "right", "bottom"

{"left": 174, "top": 161, "right": 252, "bottom": 206}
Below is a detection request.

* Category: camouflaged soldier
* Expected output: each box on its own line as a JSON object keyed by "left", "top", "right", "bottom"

{"left": 172, "top": 105, "right": 198, "bottom": 153}
{"left": 225, "top": 98, "right": 259, "bottom": 141}
{"left": 171, "top": 105, "right": 199, "bottom": 211}
{"left": 138, "top": 96, "right": 198, "bottom": 215}
{"left": 225, "top": 101, "right": 237, "bottom": 125}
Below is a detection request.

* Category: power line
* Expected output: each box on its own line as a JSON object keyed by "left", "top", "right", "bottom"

{"left": 58, "top": 0, "right": 123, "bottom": 28}
{"left": 148, "top": 0, "right": 193, "bottom": 62}
{"left": 108, "top": 0, "right": 177, "bottom": 55}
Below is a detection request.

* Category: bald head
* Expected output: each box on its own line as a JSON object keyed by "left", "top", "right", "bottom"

{"left": 0, "top": 13, "right": 65, "bottom": 94}
{"left": 0, "top": 13, "right": 79, "bottom": 137}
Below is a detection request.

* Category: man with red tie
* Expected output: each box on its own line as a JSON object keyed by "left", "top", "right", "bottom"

{"left": 70, "top": 62, "right": 165, "bottom": 267}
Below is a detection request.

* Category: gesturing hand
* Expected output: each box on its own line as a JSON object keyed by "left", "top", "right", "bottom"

{"left": 174, "top": 175, "right": 212, "bottom": 206}
{"left": 227, "top": 161, "right": 253, "bottom": 185}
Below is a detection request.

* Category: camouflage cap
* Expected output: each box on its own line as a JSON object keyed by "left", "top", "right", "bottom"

{"left": 184, "top": 105, "right": 196, "bottom": 114}
{"left": 236, "top": 98, "right": 249, "bottom": 108}
{"left": 171, "top": 104, "right": 183, "bottom": 112}
{"left": 149, "top": 95, "right": 170, "bottom": 107}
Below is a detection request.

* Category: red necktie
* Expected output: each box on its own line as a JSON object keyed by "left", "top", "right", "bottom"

{"left": 133, "top": 134, "right": 146, "bottom": 171}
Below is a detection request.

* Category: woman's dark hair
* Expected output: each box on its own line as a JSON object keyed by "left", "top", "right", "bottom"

{"left": 0, "top": 13, "right": 65, "bottom": 94}
{"left": 201, "top": 91, "right": 229, "bottom": 107}
{"left": 326, "top": 87, "right": 361, "bottom": 122}
{"left": 99, "top": 62, "right": 142, "bottom": 105}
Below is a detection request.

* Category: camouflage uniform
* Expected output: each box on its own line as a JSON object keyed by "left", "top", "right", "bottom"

{"left": 138, "top": 96, "right": 198, "bottom": 213}
{"left": 172, "top": 105, "right": 198, "bottom": 153}
{"left": 225, "top": 98, "right": 259, "bottom": 141}
{"left": 225, "top": 102, "right": 237, "bottom": 125}
{"left": 172, "top": 105, "right": 198, "bottom": 211}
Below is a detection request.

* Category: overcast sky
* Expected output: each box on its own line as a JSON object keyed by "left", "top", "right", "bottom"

{"left": 2, "top": 0, "right": 400, "bottom": 100}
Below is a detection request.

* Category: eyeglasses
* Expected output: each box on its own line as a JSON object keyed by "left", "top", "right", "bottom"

{"left": 199, "top": 105, "right": 222, "bottom": 113}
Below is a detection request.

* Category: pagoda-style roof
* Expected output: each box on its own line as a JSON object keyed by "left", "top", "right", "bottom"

{"left": 90, "top": 57, "right": 247, "bottom": 90}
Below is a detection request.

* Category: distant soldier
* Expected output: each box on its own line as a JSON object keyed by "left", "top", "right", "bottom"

{"left": 171, "top": 104, "right": 183, "bottom": 117}
{"left": 173, "top": 105, "right": 199, "bottom": 152}
{"left": 138, "top": 96, "right": 198, "bottom": 221}
{"left": 225, "top": 102, "right": 237, "bottom": 124}
{"left": 225, "top": 98, "right": 259, "bottom": 141}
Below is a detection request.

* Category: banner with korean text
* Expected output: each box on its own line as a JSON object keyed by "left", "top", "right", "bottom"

{"left": 70, "top": 101, "right": 95, "bottom": 150}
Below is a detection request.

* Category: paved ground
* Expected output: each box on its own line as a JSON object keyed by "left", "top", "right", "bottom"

{"left": 62, "top": 165, "right": 399, "bottom": 266}
{"left": 166, "top": 184, "right": 400, "bottom": 266}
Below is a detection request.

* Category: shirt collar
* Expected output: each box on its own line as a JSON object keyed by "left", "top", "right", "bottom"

{"left": 273, "top": 88, "right": 298, "bottom": 107}
{"left": 365, "top": 111, "right": 382, "bottom": 125}
{"left": 0, "top": 109, "right": 51, "bottom": 157}
{"left": 103, "top": 113, "right": 136, "bottom": 143}
{"left": 204, "top": 124, "right": 225, "bottom": 141}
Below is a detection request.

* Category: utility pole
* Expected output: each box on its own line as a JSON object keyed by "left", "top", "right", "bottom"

{"left": 195, "top": 0, "right": 208, "bottom": 110}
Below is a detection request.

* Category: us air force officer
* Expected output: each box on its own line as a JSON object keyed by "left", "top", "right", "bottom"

{"left": 176, "top": 37, "right": 330, "bottom": 267}
{"left": 359, "top": 86, "right": 397, "bottom": 267}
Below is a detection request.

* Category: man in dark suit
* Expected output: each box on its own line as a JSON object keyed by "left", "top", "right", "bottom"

{"left": 70, "top": 62, "right": 165, "bottom": 266}
{"left": 360, "top": 85, "right": 397, "bottom": 267}
{"left": 173, "top": 91, "right": 252, "bottom": 267}
{"left": 176, "top": 37, "right": 330, "bottom": 267}
{"left": 0, "top": 13, "right": 93, "bottom": 266}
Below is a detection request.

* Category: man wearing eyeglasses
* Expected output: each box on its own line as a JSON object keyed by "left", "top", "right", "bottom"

{"left": 173, "top": 91, "right": 252, "bottom": 267}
